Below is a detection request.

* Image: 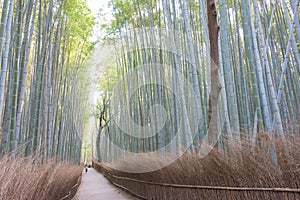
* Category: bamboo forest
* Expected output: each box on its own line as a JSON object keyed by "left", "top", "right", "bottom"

{"left": 0, "top": 0, "right": 299, "bottom": 199}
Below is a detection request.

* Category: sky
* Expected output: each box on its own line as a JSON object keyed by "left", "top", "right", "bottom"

{"left": 84, "top": 1, "right": 114, "bottom": 159}
{"left": 87, "top": 0, "right": 113, "bottom": 42}
{"left": 86, "top": 0, "right": 114, "bottom": 107}
{"left": 87, "top": 0, "right": 109, "bottom": 16}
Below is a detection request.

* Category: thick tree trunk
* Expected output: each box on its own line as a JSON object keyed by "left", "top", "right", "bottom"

{"left": 96, "top": 127, "right": 102, "bottom": 162}
{"left": 207, "top": 0, "right": 222, "bottom": 145}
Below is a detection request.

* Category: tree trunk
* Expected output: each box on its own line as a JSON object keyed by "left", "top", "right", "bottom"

{"left": 206, "top": 0, "right": 222, "bottom": 148}
{"left": 0, "top": 0, "right": 14, "bottom": 123}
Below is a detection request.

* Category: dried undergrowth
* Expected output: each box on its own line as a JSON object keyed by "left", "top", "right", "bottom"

{"left": 94, "top": 135, "right": 300, "bottom": 200}
{"left": 0, "top": 156, "right": 82, "bottom": 200}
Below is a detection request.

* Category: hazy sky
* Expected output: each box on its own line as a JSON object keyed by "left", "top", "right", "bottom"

{"left": 84, "top": 0, "right": 112, "bottom": 157}
{"left": 87, "top": 0, "right": 110, "bottom": 16}
{"left": 87, "top": 0, "right": 113, "bottom": 41}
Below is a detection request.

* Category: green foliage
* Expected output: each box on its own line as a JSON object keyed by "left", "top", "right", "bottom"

{"left": 63, "top": 0, "right": 94, "bottom": 40}
{"left": 99, "top": 63, "right": 119, "bottom": 95}
{"left": 62, "top": 0, "right": 96, "bottom": 61}
{"left": 101, "top": 0, "right": 159, "bottom": 42}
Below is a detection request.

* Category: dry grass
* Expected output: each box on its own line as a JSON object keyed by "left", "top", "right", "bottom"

{"left": 93, "top": 136, "right": 300, "bottom": 200}
{"left": 0, "top": 156, "right": 83, "bottom": 200}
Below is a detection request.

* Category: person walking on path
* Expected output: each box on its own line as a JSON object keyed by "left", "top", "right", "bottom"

{"left": 75, "top": 168, "right": 135, "bottom": 199}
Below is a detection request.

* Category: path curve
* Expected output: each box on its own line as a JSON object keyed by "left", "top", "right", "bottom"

{"left": 73, "top": 168, "right": 138, "bottom": 200}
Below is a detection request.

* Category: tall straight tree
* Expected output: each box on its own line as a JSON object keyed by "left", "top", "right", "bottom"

{"left": 0, "top": 0, "right": 14, "bottom": 122}
{"left": 0, "top": 0, "right": 95, "bottom": 164}
{"left": 206, "top": 0, "right": 222, "bottom": 148}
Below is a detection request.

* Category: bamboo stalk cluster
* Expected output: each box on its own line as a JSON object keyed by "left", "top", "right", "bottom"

{"left": 97, "top": 0, "right": 300, "bottom": 165}
{"left": 0, "top": 0, "right": 95, "bottom": 163}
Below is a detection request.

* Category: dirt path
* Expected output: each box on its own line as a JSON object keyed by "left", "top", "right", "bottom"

{"left": 74, "top": 168, "right": 138, "bottom": 200}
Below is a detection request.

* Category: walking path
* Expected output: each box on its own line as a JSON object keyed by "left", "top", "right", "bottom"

{"left": 74, "top": 168, "right": 138, "bottom": 200}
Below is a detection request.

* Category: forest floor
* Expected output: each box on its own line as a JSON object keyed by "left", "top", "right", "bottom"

{"left": 73, "top": 168, "right": 138, "bottom": 200}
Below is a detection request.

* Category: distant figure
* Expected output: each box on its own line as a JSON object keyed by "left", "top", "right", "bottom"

{"left": 84, "top": 164, "right": 88, "bottom": 173}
